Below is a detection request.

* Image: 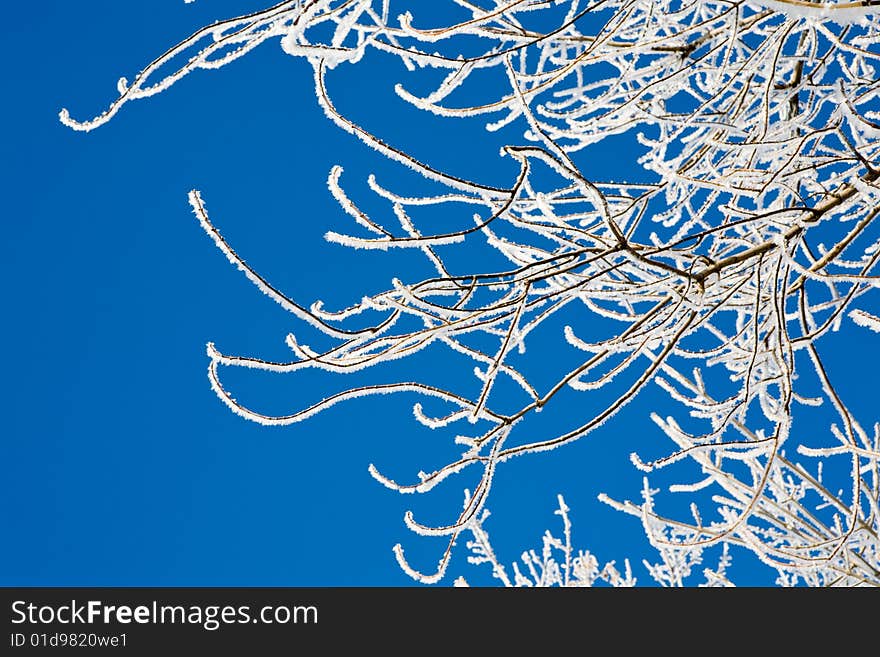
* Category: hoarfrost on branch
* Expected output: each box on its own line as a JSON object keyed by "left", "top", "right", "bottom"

{"left": 64, "top": 0, "right": 880, "bottom": 586}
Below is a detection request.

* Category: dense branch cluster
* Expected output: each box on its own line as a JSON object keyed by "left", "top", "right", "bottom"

{"left": 64, "top": 0, "right": 880, "bottom": 585}
{"left": 456, "top": 494, "right": 734, "bottom": 586}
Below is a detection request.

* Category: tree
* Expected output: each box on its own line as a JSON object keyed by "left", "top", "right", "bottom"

{"left": 62, "top": 0, "right": 880, "bottom": 586}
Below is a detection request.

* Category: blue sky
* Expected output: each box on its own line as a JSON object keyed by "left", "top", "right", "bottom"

{"left": 0, "top": 0, "right": 836, "bottom": 586}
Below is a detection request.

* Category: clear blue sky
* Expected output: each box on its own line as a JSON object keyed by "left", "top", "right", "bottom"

{"left": 0, "top": 0, "right": 813, "bottom": 586}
